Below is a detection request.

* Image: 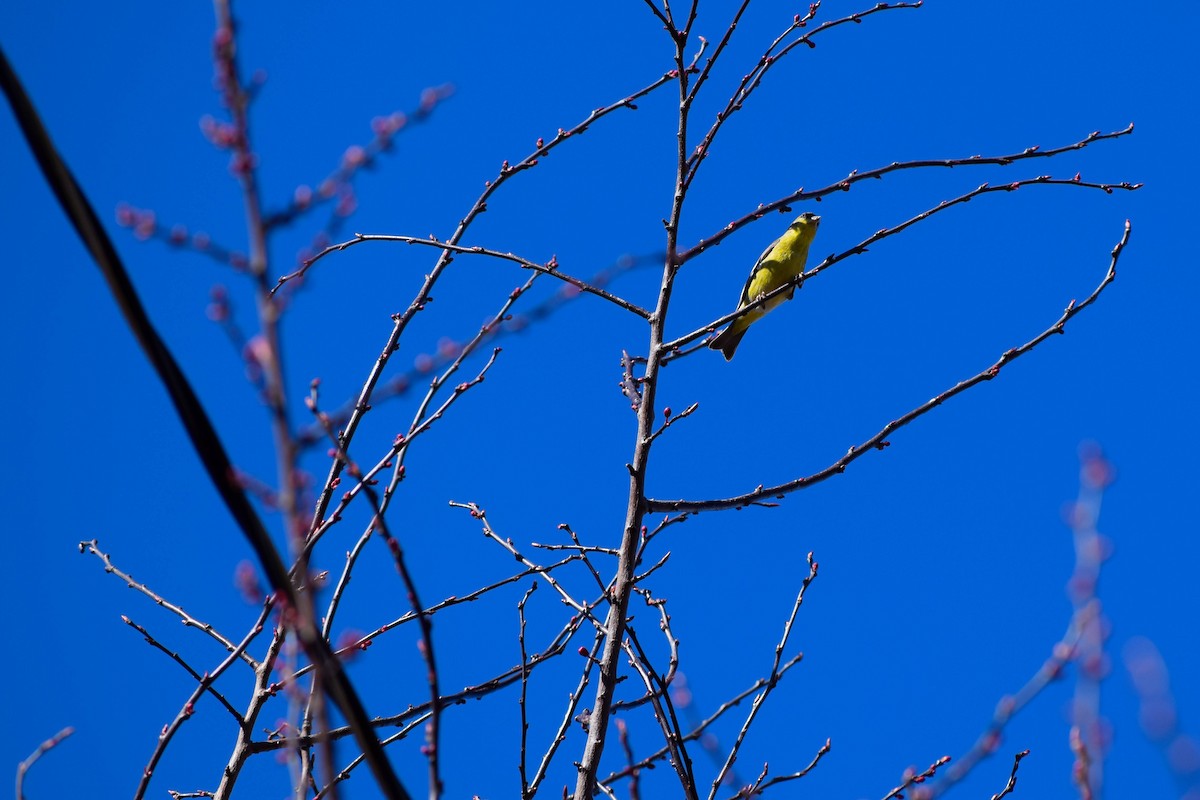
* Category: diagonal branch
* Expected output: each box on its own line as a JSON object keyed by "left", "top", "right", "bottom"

{"left": 121, "top": 615, "right": 243, "bottom": 721}
{"left": 78, "top": 539, "right": 258, "bottom": 669}
{"left": 250, "top": 609, "right": 594, "bottom": 755}
{"left": 684, "top": 0, "right": 753, "bottom": 108}
{"left": 135, "top": 610, "right": 265, "bottom": 800}
{"left": 622, "top": 628, "right": 698, "bottom": 800}
{"left": 664, "top": 174, "right": 1139, "bottom": 356}
{"left": 306, "top": 68, "right": 678, "bottom": 541}
{"left": 727, "top": 739, "right": 831, "bottom": 799}
{"left": 990, "top": 751, "right": 1031, "bottom": 800}
{"left": 685, "top": 1, "right": 923, "bottom": 191}
{"left": 708, "top": 554, "right": 819, "bottom": 800}
{"left": 649, "top": 220, "right": 1133, "bottom": 513}
{"left": 600, "top": 652, "right": 807, "bottom": 789}
{"left": 680, "top": 124, "right": 1136, "bottom": 265}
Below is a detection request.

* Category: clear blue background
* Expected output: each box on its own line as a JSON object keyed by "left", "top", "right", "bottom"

{"left": 2, "top": 2, "right": 1196, "bottom": 799}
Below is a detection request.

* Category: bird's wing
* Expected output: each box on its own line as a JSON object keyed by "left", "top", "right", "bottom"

{"left": 737, "top": 236, "right": 781, "bottom": 305}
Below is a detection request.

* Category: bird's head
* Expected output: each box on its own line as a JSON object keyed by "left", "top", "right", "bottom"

{"left": 792, "top": 212, "right": 820, "bottom": 230}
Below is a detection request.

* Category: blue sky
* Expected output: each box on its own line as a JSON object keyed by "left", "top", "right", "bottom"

{"left": 2, "top": 2, "right": 1197, "bottom": 799}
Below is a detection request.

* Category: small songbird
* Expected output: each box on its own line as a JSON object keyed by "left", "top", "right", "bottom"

{"left": 709, "top": 212, "right": 821, "bottom": 360}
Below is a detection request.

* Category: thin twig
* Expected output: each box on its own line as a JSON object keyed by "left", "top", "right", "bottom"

{"left": 600, "top": 652, "right": 805, "bottom": 787}
{"left": 684, "top": 0, "right": 753, "bottom": 108}
{"left": 990, "top": 750, "right": 1031, "bottom": 800}
{"left": 708, "top": 554, "right": 819, "bottom": 800}
{"left": 311, "top": 713, "right": 434, "bottom": 800}
{"left": 527, "top": 630, "right": 606, "bottom": 798}
{"left": 684, "top": 2, "right": 922, "bottom": 191}
{"left": 307, "top": 399, "right": 446, "bottom": 800}
{"left": 305, "top": 269, "right": 530, "bottom": 560}
{"left": 518, "top": 583, "right": 538, "bottom": 798}
{"left": 121, "top": 615, "right": 242, "bottom": 720}
{"left": 645, "top": 402, "right": 700, "bottom": 447}
{"left": 262, "top": 84, "right": 454, "bottom": 231}
{"left": 135, "top": 611, "right": 263, "bottom": 800}
{"left": 726, "top": 739, "right": 830, "bottom": 799}
{"left": 449, "top": 502, "right": 596, "bottom": 619}
{"left": 78, "top": 540, "right": 258, "bottom": 668}
{"left": 15, "top": 727, "right": 74, "bottom": 800}
{"left": 624, "top": 623, "right": 698, "bottom": 800}
{"left": 290, "top": 556, "right": 582, "bottom": 683}
{"left": 251, "top": 609, "right": 593, "bottom": 756}
{"left": 292, "top": 252, "right": 659, "bottom": 450}
{"left": 881, "top": 756, "right": 952, "bottom": 800}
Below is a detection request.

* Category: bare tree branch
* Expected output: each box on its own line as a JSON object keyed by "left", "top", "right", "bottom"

{"left": 279, "top": 235, "right": 650, "bottom": 319}
{"left": 679, "top": 124, "right": 1136, "bottom": 266}
{"left": 15, "top": 727, "right": 75, "bottom": 800}
{"left": 649, "top": 220, "right": 1133, "bottom": 513}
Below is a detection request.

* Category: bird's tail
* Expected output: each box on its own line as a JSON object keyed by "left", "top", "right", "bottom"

{"left": 709, "top": 325, "right": 747, "bottom": 361}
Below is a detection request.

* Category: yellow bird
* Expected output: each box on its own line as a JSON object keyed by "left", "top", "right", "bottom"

{"left": 709, "top": 212, "right": 820, "bottom": 360}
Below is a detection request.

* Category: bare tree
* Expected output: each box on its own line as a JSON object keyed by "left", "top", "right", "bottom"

{"left": 3, "top": 2, "right": 1154, "bottom": 799}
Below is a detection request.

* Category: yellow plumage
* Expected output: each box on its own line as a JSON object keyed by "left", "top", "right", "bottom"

{"left": 709, "top": 212, "right": 820, "bottom": 360}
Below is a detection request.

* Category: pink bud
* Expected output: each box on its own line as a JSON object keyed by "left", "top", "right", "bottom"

{"left": 342, "top": 145, "right": 366, "bottom": 168}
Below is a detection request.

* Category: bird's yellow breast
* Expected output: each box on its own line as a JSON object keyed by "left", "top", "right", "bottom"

{"left": 744, "top": 225, "right": 814, "bottom": 307}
